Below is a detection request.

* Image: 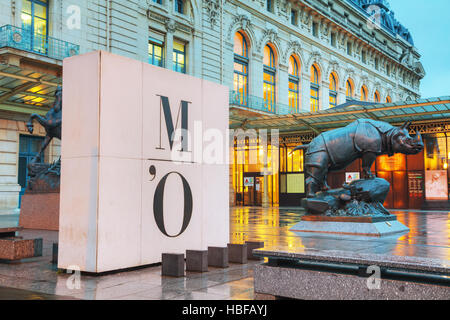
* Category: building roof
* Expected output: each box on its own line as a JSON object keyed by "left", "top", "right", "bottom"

{"left": 229, "top": 97, "right": 450, "bottom": 134}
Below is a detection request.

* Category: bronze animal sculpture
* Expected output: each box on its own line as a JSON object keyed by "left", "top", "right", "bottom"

{"left": 293, "top": 119, "right": 424, "bottom": 199}
{"left": 26, "top": 86, "right": 62, "bottom": 163}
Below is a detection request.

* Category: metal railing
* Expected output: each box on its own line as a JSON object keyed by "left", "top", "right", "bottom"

{"left": 0, "top": 25, "right": 79, "bottom": 61}
{"left": 229, "top": 90, "right": 299, "bottom": 115}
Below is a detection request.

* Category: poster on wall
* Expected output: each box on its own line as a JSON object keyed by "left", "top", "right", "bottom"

{"left": 408, "top": 173, "right": 424, "bottom": 198}
{"left": 345, "top": 172, "right": 360, "bottom": 183}
{"left": 244, "top": 177, "right": 254, "bottom": 187}
{"left": 425, "top": 170, "right": 448, "bottom": 200}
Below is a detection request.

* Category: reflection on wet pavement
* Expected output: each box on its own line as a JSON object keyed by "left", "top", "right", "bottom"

{"left": 0, "top": 207, "right": 448, "bottom": 300}
{"left": 230, "top": 207, "right": 450, "bottom": 261}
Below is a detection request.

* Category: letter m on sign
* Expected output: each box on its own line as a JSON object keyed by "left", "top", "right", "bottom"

{"left": 157, "top": 95, "right": 190, "bottom": 151}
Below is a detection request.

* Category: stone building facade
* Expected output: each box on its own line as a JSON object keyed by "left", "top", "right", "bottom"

{"left": 0, "top": 0, "right": 424, "bottom": 210}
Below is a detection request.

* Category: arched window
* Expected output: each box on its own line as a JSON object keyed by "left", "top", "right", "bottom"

{"left": 263, "top": 44, "right": 276, "bottom": 112}
{"left": 374, "top": 90, "right": 380, "bottom": 103}
{"left": 310, "top": 64, "right": 320, "bottom": 112}
{"left": 233, "top": 31, "right": 249, "bottom": 106}
{"left": 361, "top": 85, "right": 368, "bottom": 101}
{"left": 329, "top": 73, "right": 338, "bottom": 108}
{"left": 386, "top": 96, "right": 392, "bottom": 103}
{"left": 345, "top": 79, "right": 354, "bottom": 100}
{"left": 288, "top": 55, "right": 300, "bottom": 113}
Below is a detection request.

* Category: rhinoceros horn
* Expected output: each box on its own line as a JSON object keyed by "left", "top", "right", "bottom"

{"left": 414, "top": 131, "right": 423, "bottom": 143}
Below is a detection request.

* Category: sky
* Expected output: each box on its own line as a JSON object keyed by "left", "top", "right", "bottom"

{"left": 388, "top": 0, "right": 450, "bottom": 98}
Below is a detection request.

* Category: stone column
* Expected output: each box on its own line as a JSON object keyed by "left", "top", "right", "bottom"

{"left": 322, "top": 80, "right": 330, "bottom": 110}
{"left": 262, "top": 152, "right": 269, "bottom": 208}
{"left": 250, "top": 53, "right": 264, "bottom": 99}
{"left": 165, "top": 21, "right": 175, "bottom": 71}
{"left": 278, "top": 64, "right": 289, "bottom": 113}
{"left": 0, "top": 120, "right": 21, "bottom": 211}
{"left": 192, "top": 30, "right": 204, "bottom": 79}
{"left": 300, "top": 73, "right": 310, "bottom": 112}
{"left": 337, "top": 88, "right": 346, "bottom": 106}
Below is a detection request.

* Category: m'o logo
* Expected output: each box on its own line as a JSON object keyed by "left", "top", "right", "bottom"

{"left": 153, "top": 171, "right": 193, "bottom": 237}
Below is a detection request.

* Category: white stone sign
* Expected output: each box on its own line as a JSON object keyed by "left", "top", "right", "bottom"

{"left": 59, "top": 51, "right": 229, "bottom": 273}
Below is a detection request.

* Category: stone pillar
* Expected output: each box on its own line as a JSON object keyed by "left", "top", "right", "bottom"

{"left": 337, "top": 88, "right": 346, "bottom": 106}
{"left": 229, "top": 143, "right": 235, "bottom": 207}
{"left": 165, "top": 31, "right": 174, "bottom": 71}
{"left": 192, "top": 30, "right": 204, "bottom": 79}
{"left": 322, "top": 80, "right": 330, "bottom": 110}
{"left": 0, "top": 120, "right": 20, "bottom": 211}
{"left": 300, "top": 73, "right": 310, "bottom": 112}
{"left": 223, "top": 41, "right": 235, "bottom": 90}
{"left": 278, "top": 64, "right": 289, "bottom": 113}
{"left": 250, "top": 53, "right": 264, "bottom": 99}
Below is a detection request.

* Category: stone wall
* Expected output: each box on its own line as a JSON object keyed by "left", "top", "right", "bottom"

{"left": 0, "top": 119, "right": 60, "bottom": 210}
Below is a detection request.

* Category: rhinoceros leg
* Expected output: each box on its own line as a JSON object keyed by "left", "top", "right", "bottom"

{"left": 362, "top": 152, "right": 377, "bottom": 179}
{"left": 305, "top": 151, "right": 329, "bottom": 198}
{"left": 322, "top": 173, "right": 330, "bottom": 191}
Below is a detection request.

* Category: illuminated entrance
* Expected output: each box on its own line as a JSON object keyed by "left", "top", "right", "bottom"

{"left": 232, "top": 136, "right": 306, "bottom": 207}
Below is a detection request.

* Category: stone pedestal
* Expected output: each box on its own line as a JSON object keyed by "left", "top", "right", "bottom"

{"left": 0, "top": 238, "right": 43, "bottom": 260}
{"left": 208, "top": 246, "right": 228, "bottom": 268}
{"left": 246, "top": 241, "right": 265, "bottom": 260}
{"left": 162, "top": 253, "right": 185, "bottom": 277}
{"left": 253, "top": 247, "right": 450, "bottom": 300}
{"left": 19, "top": 192, "right": 59, "bottom": 231}
{"left": 0, "top": 224, "right": 43, "bottom": 261}
{"left": 290, "top": 215, "right": 409, "bottom": 237}
{"left": 186, "top": 250, "right": 208, "bottom": 272}
{"left": 19, "top": 161, "right": 60, "bottom": 231}
{"left": 228, "top": 243, "right": 247, "bottom": 264}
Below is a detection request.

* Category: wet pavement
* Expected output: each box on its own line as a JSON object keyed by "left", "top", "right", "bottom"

{"left": 0, "top": 207, "right": 448, "bottom": 300}
{"left": 230, "top": 207, "right": 450, "bottom": 261}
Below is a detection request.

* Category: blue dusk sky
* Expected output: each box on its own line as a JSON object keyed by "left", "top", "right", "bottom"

{"left": 388, "top": 0, "right": 450, "bottom": 98}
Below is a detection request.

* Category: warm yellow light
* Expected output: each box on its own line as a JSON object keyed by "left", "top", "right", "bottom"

{"left": 444, "top": 163, "right": 448, "bottom": 170}
{"left": 448, "top": 152, "right": 450, "bottom": 160}
{"left": 21, "top": 14, "right": 31, "bottom": 22}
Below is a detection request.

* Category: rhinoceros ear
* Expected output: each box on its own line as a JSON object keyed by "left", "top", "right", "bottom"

{"left": 401, "top": 121, "right": 412, "bottom": 130}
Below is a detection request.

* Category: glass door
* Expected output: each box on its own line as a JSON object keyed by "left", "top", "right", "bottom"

{"left": 243, "top": 175, "right": 263, "bottom": 206}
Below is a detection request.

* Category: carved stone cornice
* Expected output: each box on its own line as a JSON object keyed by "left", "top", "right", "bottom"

{"left": 204, "top": 0, "right": 220, "bottom": 27}
{"left": 165, "top": 18, "right": 177, "bottom": 33}
{"left": 227, "top": 14, "right": 252, "bottom": 41}
{"left": 307, "top": 50, "right": 322, "bottom": 69}
{"left": 257, "top": 28, "right": 280, "bottom": 52}
{"left": 282, "top": 40, "right": 302, "bottom": 62}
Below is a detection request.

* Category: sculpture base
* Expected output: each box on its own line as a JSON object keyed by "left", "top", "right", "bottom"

{"left": 290, "top": 215, "right": 409, "bottom": 237}
{"left": 19, "top": 193, "right": 59, "bottom": 231}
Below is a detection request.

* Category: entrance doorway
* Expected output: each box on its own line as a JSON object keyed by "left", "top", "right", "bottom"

{"left": 377, "top": 171, "right": 408, "bottom": 209}
{"left": 243, "top": 174, "right": 263, "bottom": 206}
{"left": 18, "top": 135, "right": 44, "bottom": 207}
